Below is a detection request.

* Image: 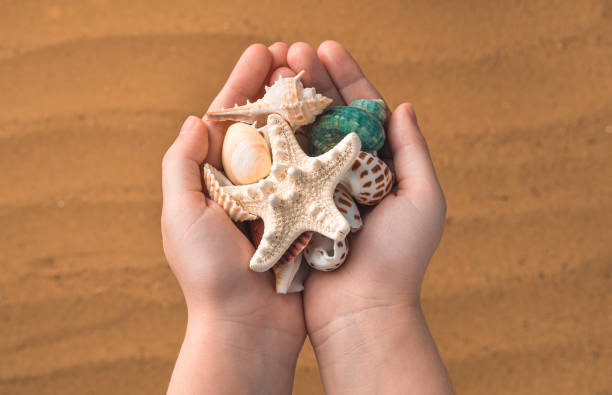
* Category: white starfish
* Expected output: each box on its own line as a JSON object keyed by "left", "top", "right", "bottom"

{"left": 204, "top": 114, "right": 361, "bottom": 272}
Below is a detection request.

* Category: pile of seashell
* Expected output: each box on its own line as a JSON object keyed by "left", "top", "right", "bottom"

{"left": 204, "top": 71, "right": 394, "bottom": 293}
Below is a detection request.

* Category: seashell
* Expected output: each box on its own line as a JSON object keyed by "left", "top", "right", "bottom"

{"left": 304, "top": 233, "right": 349, "bottom": 271}
{"left": 340, "top": 151, "right": 394, "bottom": 205}
{"left": 287, "top": 261, "right": 310, "bottom": 293}
{"left": 276, "top": 231, "right": 314, "bottom": 267}
{"left": 349, "top": 99, "right": 387, "bottom": 124}
{"left": 273, "top": 252, "right": 304, "bottom": 294}
{"left": 309, "top": 105, "right": 385, "bottom": 156}
{"left": 249, "top": 218, "right": 265, "bottom": 247}
{"left": 203, "top": 164, "right": 257, "bottom": 221}
{"left": 333, "top": 185, "right": 362, "bottom": 232}
{"left": 205, "top": 71, "right": 332, "bottom": 127}
{"left": 222, "top": 122, "right": 271, "bottom": 185}
{"left": 209, "top": 114, "right": 360, "bottom": 273}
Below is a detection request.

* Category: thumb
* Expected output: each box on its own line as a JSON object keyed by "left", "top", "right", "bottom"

{"left": 162, "top": 116, "right": 209, "bottom": 211}
{"left": 387, "top": 103, "right": 443, "bottom": 210}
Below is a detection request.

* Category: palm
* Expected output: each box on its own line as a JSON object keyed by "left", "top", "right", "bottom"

{"left": 165, "top": 199, "right": 304, "bottom": 330}
{"left": 304, "top": 189, "right": 444, "bottom": 333}
{"left": 263, "top": 41, "right": 445, "bottom": 337}
{"left": 161, "top": 44, "right": 308, "bottom": 354}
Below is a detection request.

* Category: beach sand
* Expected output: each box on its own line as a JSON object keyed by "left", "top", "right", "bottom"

{"left": 1, "top": 1, "right": 611, "bottom": 393}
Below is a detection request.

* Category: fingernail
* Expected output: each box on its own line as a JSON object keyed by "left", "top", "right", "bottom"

{"left": 180, "top": 116, "right": 197, "bottom": 134}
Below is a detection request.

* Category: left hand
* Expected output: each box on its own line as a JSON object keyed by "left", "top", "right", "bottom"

{"left": 162, "top": 44, "right": 306, "bottom": 395}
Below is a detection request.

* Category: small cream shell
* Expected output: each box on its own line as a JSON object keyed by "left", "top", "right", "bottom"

{"left": 222, "top": 122, "right": 272, "bottom": 185}
{"left": 304, "top": 233, "right": 349, "bottom": 271}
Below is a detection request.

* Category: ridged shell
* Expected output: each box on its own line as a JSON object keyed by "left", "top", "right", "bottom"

{"left": 340, "top": 151, "right": 394, "bottom": 205}
{"left": 333, "top": 185, "right": 362, "bottom": 232}
{"left": 349, "top": 99, "right": 387, "bottom": 124}
{"left": 205, "top": 71, "right": 332, "bottom": 127}
{"left": 309, "top": 106, "right": 385, "bottom": 156}
{"left": 203, "top": 164, "right": 257, "bottom": 221}
{"left": 304, "top": 233, "right": 349, "bottom": 271}
{"left": 222, "top": 122, "right": 271, "bottom": 185}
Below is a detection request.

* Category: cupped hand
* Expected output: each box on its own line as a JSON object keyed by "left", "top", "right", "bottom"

{"left": 268, "top": 39, "right": 445, "bottom": 328}
{"left": 269, "top": 41, "right": 450, "bottom": 393}
{"left": 162, "top": 44, "right": 306, "bottom": 394}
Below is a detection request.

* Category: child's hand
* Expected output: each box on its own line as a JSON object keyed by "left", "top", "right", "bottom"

{"left": 268, "top": 41, "right": 453, "bottom": 394}
{"left": 162, "top": 44, "right": 305, "bottom": 394}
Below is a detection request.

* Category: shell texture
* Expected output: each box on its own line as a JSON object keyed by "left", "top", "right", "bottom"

{"left": 341, "top": 151, "right": 394, "bottom": 205}
{"left": 222, "top": 122, "right": 271, "bottom": 185}
{"left": 304, "top": 233, "right": 349, "bottom": 271}
{"left": 205, "top": 71, "right": 332, "bottom": 127}
{"left": 333, "top": 185, "right": 362, "bottom": 232}
{"left": 273, "top": 252, "right": 303, "bottom": 294}
{"left": 349, "top": 99, "right": 387, "bottom": 124}
{"left": 287, "top": 261, "right": 310, "bottom": 293}
{"left": 309, "top": 105, "right": 385, "bottom": 156}
{"left": 204, "top": 114, "right": 362, "bottom": 272}
{"left": 204, "top": 165, "right": 257, "bottom": 221}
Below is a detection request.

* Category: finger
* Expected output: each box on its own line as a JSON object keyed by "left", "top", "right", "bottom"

{"left": 268, "top": 42, "right": 289, "bottom": 69}
{"left": 387, "top": 103, "right": 442, "bottom": 207}
{"left": 317, "top": 40, "right": 384, "bottom": 105}
{"left": 204, "top": 44, "right": 273, "bottom": 168}
{"left": 162, "top": 116, "right": 209, "bottom": 208}
{"left": 287, "top": 42, "right": 344, "bottom": 105}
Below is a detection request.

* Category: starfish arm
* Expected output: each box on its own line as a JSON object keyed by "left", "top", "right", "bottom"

{"left": 317, "top": 132, "right": 362, "bottom": 184}
{"left": 266, "top": 114, "right": 309, "bottom": 166}
{"left": 250, "top": 218, "right": 305, "bottom": 272}
{"left": 223, "top": 185, "right": 266, "bottom": 218}
{"left": 312, "top": 196, "right": 351, "bottom": 241}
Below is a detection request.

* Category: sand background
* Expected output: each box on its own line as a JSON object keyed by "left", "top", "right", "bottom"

{"left": 1, "top": 1, "right": 611, "bottom": 394}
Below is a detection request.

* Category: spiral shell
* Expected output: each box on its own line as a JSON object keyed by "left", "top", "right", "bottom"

{"left": 309, "top": 104, "right": 385, "bottom": 156}
{"left": 340, "top": 151, "right": 394, "bottom": 205}
{"left": 333, "top": 185, "right": 362, "bottom": 232}
{"left": 203, "top": 164, "right": 257, "bottom": 221}
{"left": 349, "top": 99, "right": 387, "bottom": 124}
{"left": 222, "top": 122, "right": 271, "bottom": 185}
{"left": 304, "top": 233, "right": 349, "bottom": 271}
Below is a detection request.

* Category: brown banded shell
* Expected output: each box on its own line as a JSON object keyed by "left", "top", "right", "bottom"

{"left": 333, "top": 185, "right": 362, "bottom": 232}
{"left": 340, "top": 151, "right": 394, "bottom": 205}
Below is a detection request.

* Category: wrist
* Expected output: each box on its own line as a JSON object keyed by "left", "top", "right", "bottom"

{"left": 310, "top": 303, "right": 453, "bottom": 394}
{"left": 187, "top": 310, "right": 304, "bottom": 364}
{"left": 168, "top": 311, "right": 304, "bottom": 395}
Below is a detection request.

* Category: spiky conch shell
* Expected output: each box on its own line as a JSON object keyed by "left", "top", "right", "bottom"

{"left": 204, "top": 70, "right": 332, "bottom": 127}
{"left": 203, "top": 164, "right": 256, "bottom": 221}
